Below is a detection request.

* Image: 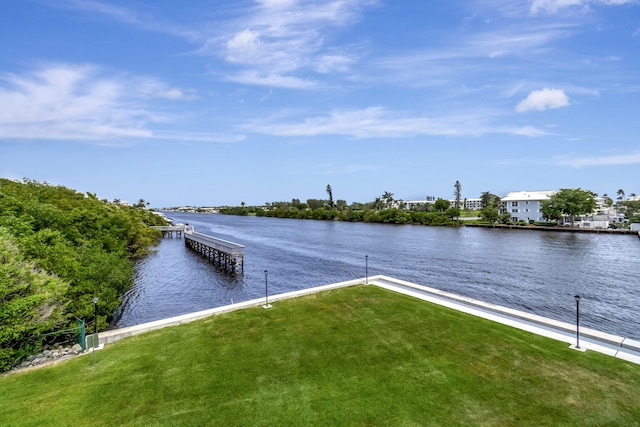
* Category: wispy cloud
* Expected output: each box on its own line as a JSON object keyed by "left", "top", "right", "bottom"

{"left": 242, "top": 106, "right": 548, "bottom": 139}
{"left": 530, "top": 0, "right": 638, "bottom": 15}
{"left": 557, "top": 152, "right": 640, "bottom": 167}
{"left": 48, "top": 0, "right": 139, "bottom": 23}
{"left": 207, "top": 0, "right": 377, "bottom": 88}
{"left": 224, "top": 71, "right": 318, "bottom": 89}
{"left": 511, "top": 125, "right": 554, "bottom": 137}
{"left": 45, "top": 0, "right": 201, "bottom": 40}
{"left": 0, "top": 63, "right": 240, "bottom": 143}
{"left": 371, "top": 19, "right": 577, "bottom": 93}
{"left": 516, "top": 88, "right": 570, "bottom": 112}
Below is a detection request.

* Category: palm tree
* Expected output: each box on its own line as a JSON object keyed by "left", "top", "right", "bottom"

{"left": 617, "top": 189, "right": 625, "bottom": 202}
{"left": 382, "top": 191, "right": 394, "bottom": 208}
{"left": 326, "top": 185, "right": 334, "bottom": 209}
{"left": 454, "top": 181, "right": 462, "bottom": 208}
{"left": 373, "top": 197, "right": 383, "bottom": 210}
{"left": 480, "top": 192, "right": 491, "bottom": 208}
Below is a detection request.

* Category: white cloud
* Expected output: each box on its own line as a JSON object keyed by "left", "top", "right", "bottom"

{"left": 315, "top": 54, "right": 355, "bottom": 73}
{"left": 511, "top": 125, "right": 553, "bottom": 137}
{"left": 0, "top": 63, "right": 239, "bottom": 143}
{"left": 212, "top": 0, "right": 377, "bottom": 87}
{"left": 134, "top": 79, "right": 198, "bottom": 100}
{"left": 226, "top": 70, "right": 317, "bottom": 89}
{"left": 557, "top": 152, "right": 640, "bottom": 167}
{"left": 516, "top": 88, "right": 570, "bottom": 112}
{"left": 256, "top": 0, "right": 297, "bottom": 9}
{"left": 225, "top": 29, "right": 262, "bottom": 64}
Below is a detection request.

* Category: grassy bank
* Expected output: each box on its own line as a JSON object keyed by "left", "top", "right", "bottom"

{"left": 2, "top": 285, "right": 639, "bottom": 426}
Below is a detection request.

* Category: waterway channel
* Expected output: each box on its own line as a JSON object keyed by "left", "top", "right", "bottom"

{"left": 111, "top": 212, "right": 639, "bottom": 341}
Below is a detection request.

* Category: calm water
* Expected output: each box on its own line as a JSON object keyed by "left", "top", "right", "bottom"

{"left": 112, "top": 212, "right": 640, "bottom": 340}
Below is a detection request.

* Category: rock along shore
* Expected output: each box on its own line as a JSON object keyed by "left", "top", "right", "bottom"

{"left": 4, "top": 344, "right": 85, "bottom": 376}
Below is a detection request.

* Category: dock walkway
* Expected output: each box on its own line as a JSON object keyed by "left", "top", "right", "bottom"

{"left": 151, "top": 225, "right": 244, "bottom": 273}
{"left": 184, "top": 229, "right": 244, "bottom": 273}
{"left": 151, "top": 225, "right": 188, "bottom": 238}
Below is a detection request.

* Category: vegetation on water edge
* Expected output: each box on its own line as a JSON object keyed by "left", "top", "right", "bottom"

{"left": 0, "top": 178, "right": 166, "bottom": 372}
{"left": 257, "top": 206, "right": 463, "bottom": 225}
{"left": 1, "top": 285, "right": 639, "bottom": 426}
{"left": 221, "top": 188, "right": 466, "bottom": 225}
{"left": 220, "top": 185, "right": 640, "bottom": 227}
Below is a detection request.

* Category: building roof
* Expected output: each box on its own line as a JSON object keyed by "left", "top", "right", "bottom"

{"left": 501, "top": 190, "right": 556, "bottom": 201}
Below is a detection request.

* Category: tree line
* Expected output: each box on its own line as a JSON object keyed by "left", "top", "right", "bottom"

{"left": 0, "top": 178, "right": 165, "bottom": 371}
{"left": 224, "top": 184, "right": 638, "bottom": 227}
{"left": 222, "top": 183, "right": 468, "bottom": 225}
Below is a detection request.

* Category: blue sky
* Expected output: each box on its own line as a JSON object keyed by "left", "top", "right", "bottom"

{"left": 1, "top": 0, "right": 638, "bottom": 207}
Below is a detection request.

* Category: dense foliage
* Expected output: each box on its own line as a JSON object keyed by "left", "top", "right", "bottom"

{"left": 0, "top": 178, "right": 165, "bottom": 371}
{"left": 541, "top": 188, "right": 597, "bottom": 225}
{"left": 220, "top": 182, "right": 467, "bottom": 227}
{"left": 622, "top": 200, "right": 640, "bottom": 223}
{"left": 248, "top": 206, "right": 461, "bottom": 226}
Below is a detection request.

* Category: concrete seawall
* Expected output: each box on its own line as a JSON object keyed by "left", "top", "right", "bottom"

{"left": 466, "top": 223, "right": 636, "bottom": 235}
{"left": 98, "top": 275, "right": 640, "bottom": 365}
{"left": 371, "top": 276, "right": 640, "bottom": 361}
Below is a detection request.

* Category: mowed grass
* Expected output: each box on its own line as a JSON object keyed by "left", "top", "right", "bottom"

{"left": 2, "top": 285, "right": 639, "bottom": 426}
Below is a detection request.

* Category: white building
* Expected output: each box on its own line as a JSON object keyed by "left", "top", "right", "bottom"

{"left": 500, "top": 191, "right": 556, "bottom": 223}
{"left": 465, "top": 198, "right": 483, "bottom": 210}
{"left": 448, "top": 198, "right": 483, "bottom": 210}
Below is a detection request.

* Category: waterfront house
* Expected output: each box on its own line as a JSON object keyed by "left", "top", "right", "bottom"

{"left": 564, "top": 214, "right": 610, "bottom": 229}
{"left": 500, "top": 190, "right": 556, "bottom": 223}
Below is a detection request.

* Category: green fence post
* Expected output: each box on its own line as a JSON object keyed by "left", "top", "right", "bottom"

{"left": 76, "top": 318, "right": 86, "bottom": 352}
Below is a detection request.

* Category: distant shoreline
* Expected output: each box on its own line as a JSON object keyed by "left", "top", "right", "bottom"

{"left": 164, "top": 210, "right": 637, "bottom": 236}
{"left": 465, "top": 223, "right": 636, "bottom": 235}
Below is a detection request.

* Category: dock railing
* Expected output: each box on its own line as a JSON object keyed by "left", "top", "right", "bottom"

{"left": 184, "top": 229, "right": 244, "bottom": 257}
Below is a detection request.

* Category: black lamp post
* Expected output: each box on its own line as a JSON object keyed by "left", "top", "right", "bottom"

{"left": 92, "top": 297, "right": 99, "bottom": 335}
{"left": 365, "top": 255, "right": 369, "bottom": 284}
{"left": 92, "top": 297, "right": 99, "bottom": 365}
{"left": 574, "top": 294, "right": 581, "bottom": 349}
{"left": 263, "top": 270, "right": 271, "bottom": 308}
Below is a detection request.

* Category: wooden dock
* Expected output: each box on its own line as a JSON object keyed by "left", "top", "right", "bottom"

{"left": 151, "top": 225, "right": 188, "bottom": 238}
{"left": 152, "top": 225, "right": 245, "bottom": 274}
{"left": 184, "top": 229, "right": 244, "bottom": 274}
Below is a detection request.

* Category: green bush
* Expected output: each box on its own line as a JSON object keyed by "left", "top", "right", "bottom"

{"left": 0, "top": 178, "right": 163, "bottom": 371}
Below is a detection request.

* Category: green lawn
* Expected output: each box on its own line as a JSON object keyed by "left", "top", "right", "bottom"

{"left": 2, "top": 285, "right": 639, "bottom": 426}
